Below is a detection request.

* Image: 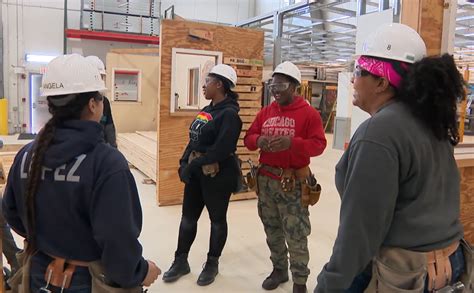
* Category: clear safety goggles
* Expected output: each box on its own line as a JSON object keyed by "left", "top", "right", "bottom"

{"left": 268, "top": 82, "right": 290, "bottom": 92}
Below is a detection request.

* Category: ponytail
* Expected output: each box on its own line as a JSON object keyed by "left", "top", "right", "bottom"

{"left": 398, "top": 54, "right": 464, "bottom": 146}
{"left": 209, "top": 73, "right": 239, "bottom": 101}
{"left": 24, "top": 91, "right": 101, "bottom": 254}
{"left": 226, "top": 89, "right": 239, "bottom": 101}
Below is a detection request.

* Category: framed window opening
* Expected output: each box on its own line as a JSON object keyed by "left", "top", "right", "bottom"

{"left": 170, "top": 48, "right": 223, "bottom": 113}
{"left": 112, "top": 68, "right": 142, "bottom": 103}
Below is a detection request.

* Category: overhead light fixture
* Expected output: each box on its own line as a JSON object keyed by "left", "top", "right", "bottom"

{"left": 26, "top": 54, "right": 58, "bottom": 63}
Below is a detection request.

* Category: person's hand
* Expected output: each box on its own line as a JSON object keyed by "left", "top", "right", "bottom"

{"left": 257, "top": 136, "right": 271, "bottom": 152}
{"left": 179, "top": 162, "right": 199, "bottom": 184}
{"left": 142, "top": 260, "right": 161, "bottom": 287}
{"left": 178, "top": 164, "right": 187, "bottom": 182}
{"left": 268, "top": 136, "right": 292, "bottom": 152}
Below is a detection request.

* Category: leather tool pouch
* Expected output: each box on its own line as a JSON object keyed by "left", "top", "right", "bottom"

{"left": 188, "top": 151, "right": 219, "bottom": 177}
{"left": 44, "top": 258, "right": 76, "bottom": 289}
{"left": 89, "top": 261, "right": 143, "bottom": 293}
{"left": 364, "top": 247, "right": 427, "bottom": 293}
{"left": 7, "top": 249, "right": 32, "bottom": 293}
{"left": 301, "top": 174, "right": 322, "bottom": 208}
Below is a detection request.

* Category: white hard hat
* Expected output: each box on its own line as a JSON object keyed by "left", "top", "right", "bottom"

{"left": 273, "top": 61, "right": 301, "bottom": 84}
{"left": 41, "top": 54, "right": 107, "bottom": 97}
{"left": 361, "top": 23, "right": 427, "bottom": 64}
{"left": 209, "top": 64, "right": 237, "bottom": 88}
{"left": 85, "top": 55, "right": 106, "bottom": 75}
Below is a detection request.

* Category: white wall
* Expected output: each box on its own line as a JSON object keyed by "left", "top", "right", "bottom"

{"left": 161, "top": 0, "right": 256, "bottom": 24}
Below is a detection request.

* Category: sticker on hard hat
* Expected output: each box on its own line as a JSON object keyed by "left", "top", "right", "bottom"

{"left": 43, "top": 82, "right": 64, "bottom": 89}
{"left": 405, "top": 55, "right": 415, "bottom": 62}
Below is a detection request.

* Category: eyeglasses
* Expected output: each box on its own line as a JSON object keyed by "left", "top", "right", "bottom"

{"left": 353, "top": 65, "right": 379, "bottom": 79}
{"left": 205, "top": 77, "right": 219, "bottom": 85}
{"left": 268, "top": 83, "right": 290, "bottom": 92}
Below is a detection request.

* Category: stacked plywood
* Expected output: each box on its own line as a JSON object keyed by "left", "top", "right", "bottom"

{"left": 117, "top": 132, "right": 157, "bottom": 182}
{"left": 224, "top": 57, "right": 263, "bottom": 196}
{"left": 0, "top": 145, "right": 23, "bottom": 192}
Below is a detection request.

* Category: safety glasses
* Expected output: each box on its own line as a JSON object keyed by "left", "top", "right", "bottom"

{"left": 268, "top": 82, "right": 290, "bottom": 92}
{"left": 353, "top": 65, "right": 380, "bottom": 79}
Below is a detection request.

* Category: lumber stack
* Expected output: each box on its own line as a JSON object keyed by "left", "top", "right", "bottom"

{"left": 0, "top": 145, "right": 24, "bottom": 192}
{"left": 117, "top": 132, "right": 157, "bottom": 182}
{"left": 224, "top": 57, "right": 263, "bottom": 198}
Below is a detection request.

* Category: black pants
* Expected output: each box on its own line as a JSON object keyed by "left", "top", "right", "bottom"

{"left": 175, "top": 165, "right": 236, "bottom": 258}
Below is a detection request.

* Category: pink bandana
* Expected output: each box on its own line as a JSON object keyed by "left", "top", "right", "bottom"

{"left": 357, "top": 56, "right": 409, "bottom": 89}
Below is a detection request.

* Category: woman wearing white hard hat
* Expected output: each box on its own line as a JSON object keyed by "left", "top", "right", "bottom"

{"left": 2, "top": 54, "right": 160, "bottom": 291}
{"left": 244, "top": 61, "right": 327, "bottom": 293}
{"left": 162, "top": 64, "right": 243, "bottom": 286}
{"left": 315, "top": 23, "right": 469, "bottom": 293}
{"left": 85, "top": 55, "right": 117, "bottom": 148}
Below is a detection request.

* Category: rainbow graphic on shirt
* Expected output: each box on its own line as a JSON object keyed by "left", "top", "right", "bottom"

{"left": 195, "top": 112, "right": 213, "bottom": 123}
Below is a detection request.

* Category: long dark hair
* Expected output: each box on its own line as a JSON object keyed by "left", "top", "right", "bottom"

{"left": 25, "top": 91, "right": 102, "bottom": 254}
{"left": 209, "top": 73, "right": 239, "bottom": 101}
{"left": 397, "top": 54, "right": 464, "bottom": 146}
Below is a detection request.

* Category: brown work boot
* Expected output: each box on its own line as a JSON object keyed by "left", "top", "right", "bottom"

{"left": 293, "top": 283, "right": 307, "bottom": 293}
{"left": 262, "top": 268, "right": 289, "bottom": 290}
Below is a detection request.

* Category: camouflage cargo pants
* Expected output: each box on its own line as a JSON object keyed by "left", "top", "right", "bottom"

{"left": 257, "top": 174, "right": 311, "bottom": 285}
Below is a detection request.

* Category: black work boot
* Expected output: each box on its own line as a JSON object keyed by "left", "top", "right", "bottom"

{"left": 293, "top": 283, "right": 307, "bottom": 293}
{"left": 162, "top": 253, "right": 191, "bottom": 283}
{"left": 262, "top": 268, "right": 289, "bottom": 290}
{"left": 197, "top": 256, "right": 219, "bottom": 286}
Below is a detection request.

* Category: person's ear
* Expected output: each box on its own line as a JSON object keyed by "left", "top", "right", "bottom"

{"left": 375, "top": 77, "right": 391, "bottom": 93}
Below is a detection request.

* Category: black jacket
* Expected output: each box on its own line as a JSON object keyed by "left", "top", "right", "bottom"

{"left": 180, "top": 98, "right": 242, "bottom": 180}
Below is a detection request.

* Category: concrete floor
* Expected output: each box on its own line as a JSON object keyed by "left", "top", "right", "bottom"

{"left": 2, "top": 133, "right": 474, "bottom": 292}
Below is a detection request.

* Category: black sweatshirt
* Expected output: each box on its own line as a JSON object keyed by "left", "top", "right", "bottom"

{"left": 180, "top": 98, "right": 242, "bottom": 173}
{"left": 2, "top": 120, "right": 147, "bottom": 288}
{"left": 100, "top": 97, "right": 117, "bottom": 148}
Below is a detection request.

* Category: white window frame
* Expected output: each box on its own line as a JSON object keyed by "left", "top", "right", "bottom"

{"left": 170, "top": 48, "right": 223, "bottom": 113}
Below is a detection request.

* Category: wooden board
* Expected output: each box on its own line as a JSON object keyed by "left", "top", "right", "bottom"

{"left": 240, "top": 108, "right": 260, "bottom": 116}
{"left": 460, "top": 166, "right": 474, "bottom": 244}
{"left": 136, "top": 131, "right": 158, "bottom": 142}
{"left": 239, "top": 92, "right": 262, "bottom": 101}
{"left": 240, "top": 115, "right": 257, "bottom": 123}
{"left": 234, "top": 85, "right": 263, "bottom": 93}
{"left": 401, "top": 0, "right": 444, "bottom": 56}
{"left": 235, "top": 68, "right": 261, "bottom": 78}
{"left": 118, "top": 133, "right": 157, "bottom": 182}
{"left": 224, "top": 57, "right": 264, "bottom": 67}
{"left": 239, "top": 100, "right": 261, "bottom": 108}
{"left": 232, "top": 190, "right": 257, "bottom": 201}
{"left": 237, "top": 77, "right": 262, "bottom": 85}
{"left": 158, "top": 19, "right": 263, "bottom": 206}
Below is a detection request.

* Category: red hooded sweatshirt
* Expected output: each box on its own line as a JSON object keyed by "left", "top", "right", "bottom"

{"left": 244, "top": 96, "right": 327, "bottom": 178}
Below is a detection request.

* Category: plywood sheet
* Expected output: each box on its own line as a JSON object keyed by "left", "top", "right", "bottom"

{"left": 460, "top": 166, "right": 474, "bottom": 244}
{"left": 136, "top": 131, "right": 158, "bottom": 142}
{"left": 118, "top": 133, "right": 157, "bottom": 181}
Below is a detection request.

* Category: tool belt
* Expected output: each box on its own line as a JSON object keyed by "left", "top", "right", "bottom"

{"left": 188, "top": 151, "right": 219, "bottom": 177}
{"left": 259, "top": 164, "right": 322, "bottom": 207}
{"left": 41, "top": 254, "right": 144, "bottom": 292}
{"left": 365, "top": 239, "right": 473, "bottom": 293}
{"left": 426, "top": 241, "right": 459, "bottom": 291}
{"left": 43, "top": 254, "right": 90, "bottom": 290}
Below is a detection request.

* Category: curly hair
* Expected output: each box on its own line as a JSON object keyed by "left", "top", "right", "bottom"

{"left": 397, "top": 54, "right": 465, "bottom": 146}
